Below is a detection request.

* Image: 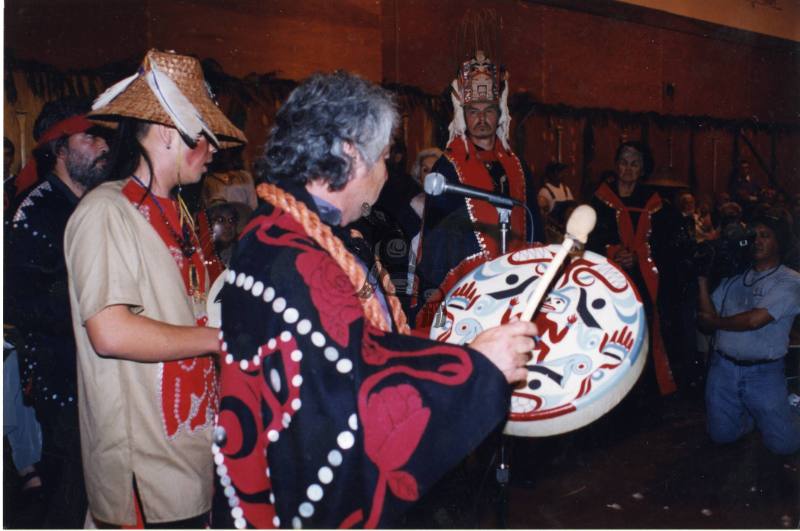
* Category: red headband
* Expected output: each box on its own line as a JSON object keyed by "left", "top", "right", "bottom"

{"left": 14, "top": 115, "right": 95, "bottom": 195}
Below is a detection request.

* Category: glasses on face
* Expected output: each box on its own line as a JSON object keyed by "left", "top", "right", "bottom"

{"left": 212, "top": 216, "right": 237, "bottom": 225}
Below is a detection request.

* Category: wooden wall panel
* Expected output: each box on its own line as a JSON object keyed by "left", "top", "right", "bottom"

{"left": 540, "top": 7, "right": 662, "bottom": 112}
{"left": 660, "top": 31, "right": 752, "bottom": 119}
{"left": 518, "top": 114, "right": 551, "bottom": 186}
{"left": 6, "top": 0, "right": 800, "bottom": 196}
{"left": 691, "top": 129, "right": 729, "bottom": 200}
{"left": 741, "top": 128, "right": 777, "bottom": 188}
{"left": 774, "top": 132, "right": 800, "bottom": 194}
{"left": 147, "top": 0, "right": 382, "bottom": 81}
{"left": 494, "top": 2, "right": 545, "bottom": 98}
{"left": 646, "top": 125, "right": 691, "bottom": 187}
{"left": 749, "top": 44, "right": 800, "bottom": 123}
{"left": 714, "top": 133, "right": 737, "bottom": 196}
{"left": 380, "top": 0, "right": 528, "bottom": 92}
{"left": 384, "top": 1, "right": 799, "bottom": 121}
{"left": 7, "top": 0, "right": 798, "bottom": 121}
{"left": 5, "top": 0, "right": 146, "bottom": 69}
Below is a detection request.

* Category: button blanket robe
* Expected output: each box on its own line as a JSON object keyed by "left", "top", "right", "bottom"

{"left": 215, "top": 184, "right": 511, "bottom": 528}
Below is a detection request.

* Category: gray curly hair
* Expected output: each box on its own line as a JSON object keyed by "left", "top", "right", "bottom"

{"left": 256, "top": 71, "right": 398, "bottom": 191}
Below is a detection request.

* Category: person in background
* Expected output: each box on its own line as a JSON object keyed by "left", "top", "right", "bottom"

{"left": 538, "top": 162, "right": 576, "bottom": 243}
{"left": 4, "top": 334, "right": 44, "bottom": 524}
{"left": 64, "top": 49, "right": 246, "bottom": 528}
{"left": 412, "top": 147, "right": 442, "bottom": 185}
{"left": 197, "top": 199, "right": 251, "bottom": 283}
{"left": 201, "top": 145, "right": 257, "bottom": 211}
{"left": 695, "top": 195, "right": 718, "bottom": 242}
{"left": 5, "top": 97, "right": 111, "bottom": 528}
{"left": 410, "top": 146, "right": 442, "bottom": 216}
{"left": 207, "top": 201, "right": 240, "bottom": 267}
{"left": 415, "top": 50, "right": 543, "bottom": 327}
{"left": 537, "top": 161, "right": 574, "bottom": 218}
{"left": 354, "top": 141, "right": 431, "bottom": 314}
{"left": 698, "top": 212, "right": 800, "bottom": 455}
{"left": 730, "top": 160, "right": 759, "bottom": 222}
{"left": 406, "top": 147, "right": 444, "bottom": 297}
{"left": 588, "top": 140, "right": 677, "bottom": 400}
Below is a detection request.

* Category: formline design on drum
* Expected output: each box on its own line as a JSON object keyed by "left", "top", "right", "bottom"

{"left": 430, "top": 244, "right": 648, "bottom": 437}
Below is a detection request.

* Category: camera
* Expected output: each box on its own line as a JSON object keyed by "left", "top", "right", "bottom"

{"left": 692, "top": 221, "right": 755, "bottom": 284}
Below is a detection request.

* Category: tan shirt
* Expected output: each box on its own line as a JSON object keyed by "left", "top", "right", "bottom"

{"left": 65, "top": 180, "right": 215, "bottom": 525}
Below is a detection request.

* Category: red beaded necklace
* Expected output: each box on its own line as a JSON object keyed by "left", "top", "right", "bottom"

{"left": 130, "top": 174, "right": 197, "bottom": 258}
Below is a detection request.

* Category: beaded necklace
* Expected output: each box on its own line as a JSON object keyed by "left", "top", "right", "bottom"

{"left": 742, "top": 264, "right": 780, "bottom": 287}
{"left": 719, "top": 264, "right": 781, "bottom": 317}
{"left": 131, "top": 175, "right": 197, "bottom": 258}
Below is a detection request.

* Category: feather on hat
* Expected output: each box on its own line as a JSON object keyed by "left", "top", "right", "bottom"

{"left": 90, "top": 49, "right": 246, "bottom": 149}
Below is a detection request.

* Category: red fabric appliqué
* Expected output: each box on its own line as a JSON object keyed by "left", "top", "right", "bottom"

{"left": 357, "top": 329, "right": 477, "bottom": 527}
{"left": 361, "top": 384, "right": 429, "bottom": 527}
{"left": 122, "top": 180, "right": 218, "bottom": 438}
{"left": 363, "top": 384, "right": 431, "bottom": 474}
{"left": 162, "top": 358, "right": 217, "bottom": 437}
{"left": 296, "top": 251, "right": 362, "bottom": 346}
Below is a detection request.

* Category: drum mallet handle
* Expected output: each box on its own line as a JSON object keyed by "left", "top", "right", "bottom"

{"left": 520, "top": 205, "right": 596, "bottom": 322}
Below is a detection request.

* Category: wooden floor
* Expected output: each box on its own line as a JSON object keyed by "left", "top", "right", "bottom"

{"left": 400, "top": 375, "right": 799, "bottom": 529}
{"left": 500, "top": 391, "right": 799, "bottom": 529}
{"left": 5, "top": 377, "right": 799, "bottom": 529}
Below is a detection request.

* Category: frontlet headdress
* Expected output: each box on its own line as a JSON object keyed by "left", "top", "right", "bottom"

{"left": 448, "top": 50, "right": 511, "bottom": 151}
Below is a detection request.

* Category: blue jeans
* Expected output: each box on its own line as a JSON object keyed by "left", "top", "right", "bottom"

{"left": 3, "top": 348, "right": 43, "bottom": 470}
{"left": 705, "top": 352, "right": 800, "bottom": 455}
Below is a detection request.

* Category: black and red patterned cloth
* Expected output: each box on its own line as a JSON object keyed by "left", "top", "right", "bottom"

{"left": 215, "top": 184, "right": 510, "bottom": 528}
{"left": 588, "top": 182, "right": 676, "bottom": 395}
{"left": 414, "top": 137, "right": 544, "bottom": 328}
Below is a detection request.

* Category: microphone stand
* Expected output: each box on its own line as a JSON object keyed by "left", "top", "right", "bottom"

{"left": 495, "top": 206, "right": 512, "bottom": 529}
{"left": 498, "top": 208, "right": 510, "bottom": 255}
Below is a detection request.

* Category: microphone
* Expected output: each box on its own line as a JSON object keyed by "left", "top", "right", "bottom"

{"left": 424, "top": 172, "right": 522, "bottom": 209}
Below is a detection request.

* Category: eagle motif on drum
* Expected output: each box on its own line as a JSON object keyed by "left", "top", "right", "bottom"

{"left": 430, "top": 244, "right": 648, "bottom": 437}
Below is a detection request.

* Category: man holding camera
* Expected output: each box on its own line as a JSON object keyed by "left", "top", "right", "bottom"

{"left": 697, "top": 213, "right": 800, "bottom": 455}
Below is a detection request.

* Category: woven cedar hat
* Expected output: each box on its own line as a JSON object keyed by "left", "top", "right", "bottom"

{"left": 89, "top": 49, "right": 246, "bottom": 149}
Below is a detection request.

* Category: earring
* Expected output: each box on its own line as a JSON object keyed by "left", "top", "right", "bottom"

{"left": 166, "top": 143, "right": 172, "bottom": 150}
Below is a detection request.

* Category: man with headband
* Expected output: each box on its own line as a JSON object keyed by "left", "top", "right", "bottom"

{"left": 5, "top": 97, "right": 110, "bottom": 528}
{"left": 64, "top": 50, "right": 246, "bottom": 527}
{"left": 414, "top": 51, "right": 543, "bottom": 327}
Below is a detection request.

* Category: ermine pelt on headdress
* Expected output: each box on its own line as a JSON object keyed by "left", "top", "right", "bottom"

{"left": 448, "top": 50, "right": 511, "bottom": 152}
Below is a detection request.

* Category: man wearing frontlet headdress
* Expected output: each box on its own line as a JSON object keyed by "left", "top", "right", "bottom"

{"left": 414, "top": 51, "right": 544, "bottom": 328}
{"left": 212, "top": 71, "right": 537, "bottom": 528}
{"left": 64, "top": 49, "right": 247, "bottom": 527}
